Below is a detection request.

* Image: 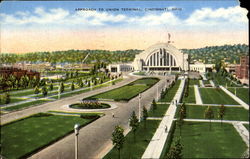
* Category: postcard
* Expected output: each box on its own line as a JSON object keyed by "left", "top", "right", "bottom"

{"left": 0, "top": 0, "right": 249, "bottom": 159}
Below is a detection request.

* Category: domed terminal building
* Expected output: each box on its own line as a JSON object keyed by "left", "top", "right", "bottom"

{"left": 107, "top": 42, "right": 189, "bottom": 73}
{"left": 132, "top": 43, "right": 189, "bottom": 72}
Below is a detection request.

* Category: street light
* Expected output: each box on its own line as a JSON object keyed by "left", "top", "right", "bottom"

{"left": 74, "top": 124, "right": 80, "bottom": 159}
{"left": 139, "top": 93, "right": 141, "bottom": 122}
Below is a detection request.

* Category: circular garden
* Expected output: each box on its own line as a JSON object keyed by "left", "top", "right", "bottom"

{"left": 69, "top": 101, "right": 111, "bottom": 109}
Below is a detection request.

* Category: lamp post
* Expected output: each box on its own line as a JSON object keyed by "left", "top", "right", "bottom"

{"left": 58, "top": 84, "right": 61, "bottom": 100}
{"left": 74, "top": 124, "right": 80, "bottom": 159}
{"left": 139, "top": 93, "right": 141, "bottom": 122}
{"left": 157, "top": 83, "right": 159, "bottom": 101}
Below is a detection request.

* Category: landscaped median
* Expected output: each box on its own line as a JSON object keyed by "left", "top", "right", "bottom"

{"left": 162, "top": 121, "right": 247, "bottom": 158}
{"left": 175, "top": 105, "right": 249, "bottom": 121}
{"left": 103, "top": 120, "right": 160, "bottom": 159}
{"left": 0, "top": 112, "right": 102, "bottom": 159}
{"left": 1, "top": 78, "right": 123, "bottom": 112}
{"left": 199, "top": 88, "right": 239, "bottom": 105}
{"left": 85, "top": 78, "right": 159, "bottom": 102}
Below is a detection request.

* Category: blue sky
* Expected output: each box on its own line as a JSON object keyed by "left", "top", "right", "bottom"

{"left": 0, "top": 0, "right": 248, "bottom": 53}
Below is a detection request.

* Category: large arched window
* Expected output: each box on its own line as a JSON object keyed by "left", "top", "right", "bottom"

{"left": 146, "top": 49, "right": 177, "bottom": 67}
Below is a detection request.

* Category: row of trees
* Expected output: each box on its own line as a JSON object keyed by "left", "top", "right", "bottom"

{"left": 1, "top": 49, "right": 142, "bottom": 64}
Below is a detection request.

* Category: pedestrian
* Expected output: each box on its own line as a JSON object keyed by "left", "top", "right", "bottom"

{"left": 112, "top": 112, "right": 115, "bottom": 118}
{"left": 165, "top": 125, "right": 168, "bottom": 132}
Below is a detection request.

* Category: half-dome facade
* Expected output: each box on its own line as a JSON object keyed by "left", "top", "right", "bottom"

{"left": 132, "top": 43, "right": 189, "bottom": 71}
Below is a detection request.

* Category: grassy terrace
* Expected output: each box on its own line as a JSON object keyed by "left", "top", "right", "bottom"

{"left": 189, "top": 79, "right": 200, "bottom": 86}
{"left": 243, "top": 124, "right": 249, "bottom": 130}
{"left": 87, "top": 78, "right": 159, "bottom": 101}
{"left": 228, "top": 88, "right": 249, "bottom": 104}
{"left": 163, "top": 122, "right": 247, "bottom": 158}
{"left": 199, "top": 88, "right": 239, "bottom": 105}
{"left": 0, "top": 112, "right": 100, "bottom": 159}
{"left": 148, "top": 104, "right": 170, "bottom": 117}
{"left": 104, "top": 120, "right": 160, "bottom": 159}
{"left": 175, "top": 105, "right": 249, "bottom": 121}
{"left": 159, "top": 80, "right": 181, "bottom": 102}
{"left": 183, "top": 86, "right": 196, "bottom": 103}
{"left": 2, "top": 100, "right": 48, "bottom": 111}
{"left": 206, "top": 72, "right": 239, "bottom": 87}
{"left": 1, "top": 78, "right": 123, "bottom": 112}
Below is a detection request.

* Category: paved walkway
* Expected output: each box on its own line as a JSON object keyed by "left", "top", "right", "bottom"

{"left": 200, "top": 73, "right": 207, "bottom": 80}
{"left": 219, "top": 86, "right": 249, "bottom": 110}
{"left": 0, "top": 74, "right": 175, "bottom": 159}
{"left": 199, "top": 80, "right": 204, "bottom": 87}
{"left": 142, "top": 77, "right": 186, "bottom": 159}
{"left": 194, "top": 85, "right": 203, "bottom": 104}
{"left": 209, "top": 80, "right": 215, "bottom": 87}
{"left": 0, "top": 78, "right": 119, "bottom": 109}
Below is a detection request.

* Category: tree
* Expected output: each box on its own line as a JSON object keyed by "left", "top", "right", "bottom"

{"left": 204, "top": 106, "right": 214, "bottom": 130}
{"left": 166, "top": 138, "right": 183, "bottom": 159}
{"left": 1, "top": 93, "right": 10, "bottom": 104}
{"left": 71, "top": 82, "right": 75, "bottom": 91}
{"left": 42, "top": 86, "right": 48, "bottom": 97}
{"left": 142, "top": 106, "right": 148, "bottom": 129}
{"left": 180, "top": 103, "right": 187, "bottom": 118}
{"left": 152, "top": 99, "right": 157, "bottom": 113}
{"left": 34, "top": 86, "right": 40, "bottom": 94}
{"left": 178, "top": 107, "right": 185, "bottom": 136}
{"left": 111, "top": 125, "right": 125, "bottom": 159}
{"left": 218, "top": 104, "right": 225, "bottom": 126}
{"left": 129, "top": 111, "right": 139, "bottom": 142}
{"left": 215, "top": 61, "right": 222, "bottom": 72}
{"left": 49, "top": 83, "right": 53, "bottom": 91}
{"left": 59, "top": 82, "right": 64, "bottom": 93}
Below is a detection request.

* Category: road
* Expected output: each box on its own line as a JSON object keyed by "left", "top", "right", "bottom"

{"left": 1, "top": 74, "right": 174, "bottom": 159}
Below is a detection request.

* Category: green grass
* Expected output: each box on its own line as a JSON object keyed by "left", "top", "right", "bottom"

{"left": 228, "top": 88, "right": 249, "bottom": 104}
{"left": 148, "top": 104, "right": 170, "bottom": 117}
{"left": 0, "top": 113, "right": 100, "bottom": 159}
{"left": 183, "top": 86, "right": 196, "bottom": 103}
{"left": 104, "top": 120, "right": 160, "bottom": 159}
{"left": 2, "top": 100, "right": 48, "bottom": 111}
{"left": 0, "top": 98, "right": 26, "bottom": 105}
{"left": 189, "top": 79, "right": 200, "bottom": 86}
{"left": 163, "top": 122, "right": 247, "bottom": 158}
{"left": 175, "top": 105, "right": 249, "bottom": 121}
{"left": 243, "top": 124, "right": 249, "bottom": 130}
{"left": 199, "top": 88, "right": 239, "bottom": 105}
{"left": 206, "top": 72, "right": 239, "bottom": 87}
{"left": 10, "top": 90, "right": 35, "bottom": 97}
{"left": 88, "top": 78, "right": 159, "bottom": 101}
{"left": 159, "top": 80, "right": 181, "bottom": 102}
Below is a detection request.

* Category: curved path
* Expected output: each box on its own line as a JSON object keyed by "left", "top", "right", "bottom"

{"left": 1, "top": 74, "right": 174, "bottom": 159}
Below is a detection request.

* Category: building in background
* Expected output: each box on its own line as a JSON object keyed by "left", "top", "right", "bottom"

{"left": 235, "top": 56, "right": 249, "bottom": 84}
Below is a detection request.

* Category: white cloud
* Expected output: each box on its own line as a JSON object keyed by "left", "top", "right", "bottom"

{"left": 185, "top": 6, "right": 248, "bottom": 26}
{"left": 0, "top": 5, "right": 248, "bottom": 28}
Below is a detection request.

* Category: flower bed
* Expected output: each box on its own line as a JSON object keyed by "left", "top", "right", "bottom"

{"left": 69, "top": 101, "right": 111, "bottom": 109}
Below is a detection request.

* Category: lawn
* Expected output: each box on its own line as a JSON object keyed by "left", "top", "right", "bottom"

{"left": 148, "top": 104, "right": 170, "bottom": 117}
{"left": 189, "top": 79, "right": 200, "bottom": 86}
{"left": 206, "top": 72, "right": 239, "bottom": 87}
{"left": 87, "top": 78, "right": 159, "bottom": 101}
{"left": 243, "top": 124, "right": 249, "bottom": 130}
{"left": 0, "top": 98, "right": 26, "bottom": 105}
{"left": 199, "top": 88, "right": 239, "bottom": 105}
{"left": 104, "top": 120, "right": 160, "bottom": 159}
{"left": 159, "top": 80, "right": 181, "bottom": 102}
{"left": 2, "top": 100, "right": 49, "bottom": 111}
{"left": 163, "top": 122, "right": 247, "bottom": 158}
{"left": 175, "top": 105, "right": 249, "bottom": 121}
{"left": 183, "top": 86, "right": 196, "bottom": 103}
{"left": 0, "top": 113, "right": 100, "bottom": 159}
{"left": 228, "top": 88, "right": 249, "bottom": 104}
